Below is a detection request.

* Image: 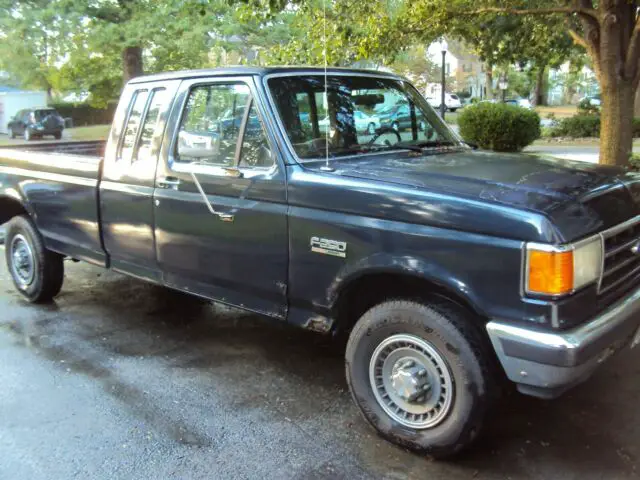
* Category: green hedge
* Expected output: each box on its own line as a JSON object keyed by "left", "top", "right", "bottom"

{"left": 550, "top": 114, "right": 600, "bottom": 137}
{"left": 458, "top": 103, "right": 541, "bottom": 151}
{"left": 548, "top": 115, "right": 640, "bottom": 138}
{"left": 49, "top": 101, "right": 118, "bottom": 127}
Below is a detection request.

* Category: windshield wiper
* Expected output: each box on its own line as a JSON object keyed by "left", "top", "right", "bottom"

{"left": 359, "top": 143, "right": 423, "bottom": 153}
{"left": 395, "top": 140, "right": 456, "bottom": 150}
{"left": 361, "top": 140, "right": 458, "bottom": 154}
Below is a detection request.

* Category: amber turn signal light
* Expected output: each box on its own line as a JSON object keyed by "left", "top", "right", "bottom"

{"left": 527, "top": 249, "right": 574, "bottom": 296}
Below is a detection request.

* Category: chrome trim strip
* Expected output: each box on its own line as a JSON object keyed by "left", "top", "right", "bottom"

{"left": 600, "top": 214, "right": 640, "bottom": 239}
{"left": 602, "top": 255, "right": 640, "bottom": 279}
{"left": 598, "top": 214, "right": 640, "bottom": 294}
{"left": 605, "top": 237, "right": 640, "bottom": 258}
{"left": 600, "top": 263, "right": 640, "bottom": 295}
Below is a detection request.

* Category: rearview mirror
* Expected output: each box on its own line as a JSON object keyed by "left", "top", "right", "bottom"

{"left": 353, "top": 94, "right": 385, "bottom": 107}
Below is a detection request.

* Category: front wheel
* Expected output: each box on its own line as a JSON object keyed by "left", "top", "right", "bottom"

{"left": 5, "top": 215, "right": 64, "bottom": 303}
{"left": 345, "top": 300, "right": 494, "bottom": 458}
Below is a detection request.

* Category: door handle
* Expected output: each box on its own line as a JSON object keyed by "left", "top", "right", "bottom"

{"left": 157, "top": 176, "right": 181, "bottom": 189}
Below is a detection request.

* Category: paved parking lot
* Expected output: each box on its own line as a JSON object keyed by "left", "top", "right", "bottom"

{"left": 0, "top": 256, "right": 639, "bottom": 479}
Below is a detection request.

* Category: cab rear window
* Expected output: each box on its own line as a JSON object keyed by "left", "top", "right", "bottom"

{"left": 34, "top": 110, "right": 59, "bottom": 121}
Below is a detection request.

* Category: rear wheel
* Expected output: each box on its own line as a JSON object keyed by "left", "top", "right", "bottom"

{"left": 5, "top": 215, "right": 64, "bottom": 303}
{"left": 345, "top": 299, "right": 493, "bottom": 458}
{"left": 53, "top": 131, "right": 62, "bottom": 140}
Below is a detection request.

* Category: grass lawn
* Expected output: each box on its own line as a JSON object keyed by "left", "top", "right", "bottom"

{"left": 0, "top": 124, "right": 111, "bottom": 146}
{"left": 443, "top": 111, "right": 459, "bottom": 125}
{"left": 65, "top": 124, "right": 111, "bottom": 141}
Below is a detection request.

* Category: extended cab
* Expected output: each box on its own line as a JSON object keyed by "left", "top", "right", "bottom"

{"left": 1, "top": 67, "right": 640, "bottom": 457}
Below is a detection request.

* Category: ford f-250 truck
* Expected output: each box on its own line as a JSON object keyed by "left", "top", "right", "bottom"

{"left": 2, "top": 67, "right": 640, "bottom": 457}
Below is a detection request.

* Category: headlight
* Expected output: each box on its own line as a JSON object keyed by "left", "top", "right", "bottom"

{"left": 525, "top": 237, "right": 603, "bottom": 296}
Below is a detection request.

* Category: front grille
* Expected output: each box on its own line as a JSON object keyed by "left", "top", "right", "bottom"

{"left": 599, "top": 218, "right": 640, "bottom": 295}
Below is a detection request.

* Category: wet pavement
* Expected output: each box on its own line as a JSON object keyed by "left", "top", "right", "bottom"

{"left": 1, "top": 257, "right": 639, "bottom": 479}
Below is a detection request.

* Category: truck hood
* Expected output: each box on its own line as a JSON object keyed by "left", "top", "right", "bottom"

{"left": 310, "top": 149, "right": 640, "bottom": 241}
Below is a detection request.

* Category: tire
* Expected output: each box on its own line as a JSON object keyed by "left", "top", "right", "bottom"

{"left": 5, "top": 215, "right": 64, "bottom": 303}
{"left": 449, "top": 108, "right": 458, "bottom": 113}
{"left": 345, "top": 300, "right": 494, "bottom": 458}
{"left": 53, "top": 131, "right": 62, "bottom": 140}
{"left": 391, "top": 121, "right": 399, "bottom": 132}
{"left": 24, "top": 128, "right": 31, "bottom": 141}
{"left": 8, "top": 127, "right": 15, "bottom": 139}
{"left": 367, "top": 123, "right": 376, "bottom": 135}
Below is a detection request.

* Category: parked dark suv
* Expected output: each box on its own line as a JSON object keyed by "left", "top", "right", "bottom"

{"left": 7, "top": 107, "right": 65, "bottom": 141}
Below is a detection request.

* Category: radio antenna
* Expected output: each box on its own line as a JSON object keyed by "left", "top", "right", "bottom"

{"left": 320, "top": 0, "right": 334, "bottom": 172}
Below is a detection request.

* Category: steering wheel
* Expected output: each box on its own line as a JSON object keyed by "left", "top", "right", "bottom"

{"left": 368, "top": 126, "right": 401, "bottom": 146}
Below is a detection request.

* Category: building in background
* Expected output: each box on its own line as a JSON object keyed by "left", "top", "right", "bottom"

{"left": 547, "top": 63, "right": 598, "bottom": 105}
{"left": 0, "top": 86, "right": 48, "bottom": 134}
{"left": 425, "top": 40, "right": 486, "bottom": 100}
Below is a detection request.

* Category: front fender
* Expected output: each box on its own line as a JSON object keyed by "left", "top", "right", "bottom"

{"left": 327, "top": 252, "right": 485, "bottom": 316}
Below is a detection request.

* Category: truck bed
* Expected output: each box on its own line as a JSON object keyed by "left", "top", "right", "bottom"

{"left": 0, "top": 140, "right": 106, "bottom": 267}
{"left": 0, "top": 140, "right": 105, "bottom": 158}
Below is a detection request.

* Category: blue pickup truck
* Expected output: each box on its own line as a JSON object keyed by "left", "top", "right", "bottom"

{"left": 1, "top": 67, "right": 640, "bottom": 457}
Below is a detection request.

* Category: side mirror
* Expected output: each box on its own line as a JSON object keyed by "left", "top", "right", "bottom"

{"left": 223, "top": 167, "right": 243, "bottom": 178}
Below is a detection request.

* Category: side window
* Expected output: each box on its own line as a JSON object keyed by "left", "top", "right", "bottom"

{"left": 119, "top": 90, "right": 149, "bottom": 163}
{"left": 238, "top": 102, "right": 272, "bottom": 168}
{"left": 135, "top": 88, "right": 167, "bottom": 162}
{"left": 175, "top": 83, "right": 250, "bottom": 166}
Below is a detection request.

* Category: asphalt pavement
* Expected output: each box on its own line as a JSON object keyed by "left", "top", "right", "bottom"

{"left": 0, "top": 253, "right": 639, "bottom": 479}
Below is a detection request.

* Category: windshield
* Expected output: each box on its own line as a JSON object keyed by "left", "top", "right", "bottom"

{"left": 267, "top": 75, "right": 461, "bottom": 160}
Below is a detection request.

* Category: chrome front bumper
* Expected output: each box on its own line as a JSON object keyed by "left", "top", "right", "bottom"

{"left": 487, "top": 286, "right": 640, "bottom": 398}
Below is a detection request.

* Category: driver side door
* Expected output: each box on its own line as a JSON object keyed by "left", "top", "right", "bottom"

{"left": 153, "top": 77, "right": 289, "bottom": 319}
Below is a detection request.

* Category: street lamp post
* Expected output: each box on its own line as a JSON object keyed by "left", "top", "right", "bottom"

{"left": 439, "top": 39, "right": 448, "bottom": 119}
{"left": 499, "top": 75, "right": 509, "bottom": 103}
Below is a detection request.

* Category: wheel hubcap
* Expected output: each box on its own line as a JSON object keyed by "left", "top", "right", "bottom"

{"left": 10, "top": 234, "right": 35, "bottom": 288}
{"left": 369, "top": 334, "right": 454, "bottom": 429}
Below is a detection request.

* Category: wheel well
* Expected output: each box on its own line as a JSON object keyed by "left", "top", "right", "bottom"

{"left": 331, "top": 272, "right": 486, "bottom": 337}
{"left": 0, "top": 196, "right": 28, "bottom": 226}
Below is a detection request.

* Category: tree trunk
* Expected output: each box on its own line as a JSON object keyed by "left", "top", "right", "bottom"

{"left": 600, "top": 80, "right": 635, "bottom": 166}
{"left": 123, "top": 46, "right": 144, "bottom": 83}
{"left": 634, "top": 86, "right": 640, "bottom": 118}
{"left": 485, "top": 64, "right": 494, "bottom": 100}
{"left": 532, "top": 65, "right": 546, "bottom": 107}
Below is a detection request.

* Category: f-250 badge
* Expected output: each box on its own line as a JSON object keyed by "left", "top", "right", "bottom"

{"left": 310, "top": 236, "right": 347, "bottom": 258}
